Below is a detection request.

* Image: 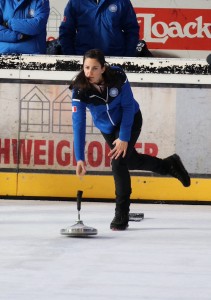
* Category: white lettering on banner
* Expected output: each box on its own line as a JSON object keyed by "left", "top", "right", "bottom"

{"left": 137, "top": 14, "right": 211, "bottom": 43}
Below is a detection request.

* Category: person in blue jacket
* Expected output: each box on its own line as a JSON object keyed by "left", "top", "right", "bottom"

{"left": 70, "top": 49, "right": 191, "bottom": 231}
{"left": 59, "top": 0, "right": 139, "bottom": 57}
{"left": 0, "top": 0, "right": 50, "bottom": 54}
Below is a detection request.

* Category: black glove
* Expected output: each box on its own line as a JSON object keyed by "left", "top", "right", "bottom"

{"left": 136, "top": 40, "right": 153, "bottom": 57}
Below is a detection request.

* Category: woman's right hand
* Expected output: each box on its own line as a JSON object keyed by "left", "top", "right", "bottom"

{"left": 76, "top": 160, "right": 86, "bottom": 177}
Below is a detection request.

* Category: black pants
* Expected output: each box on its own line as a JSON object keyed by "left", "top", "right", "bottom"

{"left": 101, "top": 110, "right": 167, "bottom": 213}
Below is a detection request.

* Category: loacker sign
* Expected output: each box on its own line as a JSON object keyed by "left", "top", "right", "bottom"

{"left": 135, "top": 8, "right": 211, "bottom": 50}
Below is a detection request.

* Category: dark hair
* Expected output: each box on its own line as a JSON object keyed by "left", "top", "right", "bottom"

{"left": 83, "top": 49, "right": 106, "bottom": 67}
{"left": 69, "top": 49, "right": 120, "bottom": 91}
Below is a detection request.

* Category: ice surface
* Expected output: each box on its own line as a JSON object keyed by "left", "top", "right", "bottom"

{"left": 1, "top": 199, "right": 211, "bottom": 300}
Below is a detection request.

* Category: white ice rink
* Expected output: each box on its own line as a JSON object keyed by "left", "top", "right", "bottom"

{"left": 1, "top": 199, "right": 211, "bottom": 300}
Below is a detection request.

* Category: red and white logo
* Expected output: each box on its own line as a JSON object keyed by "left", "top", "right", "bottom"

{"left": 135, "top": 8, "right": 211, "bottom": 50}
{"left": 72, "top": 106, "right": 77, "bottom": 112}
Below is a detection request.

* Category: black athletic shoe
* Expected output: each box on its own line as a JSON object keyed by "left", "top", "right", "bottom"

{"left": 164, "top": 154, "right": 191, "bottom": 187}
{"left": 110, "top": 213, "right": 129, "bottom": 231}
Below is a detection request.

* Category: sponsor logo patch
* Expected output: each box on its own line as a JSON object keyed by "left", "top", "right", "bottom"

{"left": 109, "top": 88, "right": 118, "bottom": 97}
{"left": 28, "top": 9, "right": 35, "bottom": 17}
{"left": 72, "top": 106, "right": 77, "bottom": 112}
{"left": 109, "top": 4, "right": 117, "bottom": 13}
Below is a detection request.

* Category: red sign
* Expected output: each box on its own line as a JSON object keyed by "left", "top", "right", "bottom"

{"left": 135, "top": 8, "right": 211, "bottom": 50}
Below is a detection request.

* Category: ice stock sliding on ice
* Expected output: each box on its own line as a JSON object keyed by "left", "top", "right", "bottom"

{"left": 60, "top": 190, "right": 98, "bottom": 238}
{"left": 70, "top": 49, "right": 191, "bottom": 231}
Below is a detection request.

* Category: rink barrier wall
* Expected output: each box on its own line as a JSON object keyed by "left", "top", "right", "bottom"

{"left": 0, "top": 173, "right": 211, "bottom": 202}
{"left": 0, "top": 54, "right": 211, "bottom": 202}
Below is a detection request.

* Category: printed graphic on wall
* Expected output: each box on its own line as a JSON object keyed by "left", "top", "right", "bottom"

{"left": 47, "top": 7, "right": 61, "bottom": 40}
{"left": 20, "top": 87, "right": 50, "bottom": 133}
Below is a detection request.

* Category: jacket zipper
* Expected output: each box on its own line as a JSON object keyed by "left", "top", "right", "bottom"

{"left": 89, "top": 88, "right": 116, "bottom": 126}
{"left": 106, "top": 103, "right": 115, "bottom": 125}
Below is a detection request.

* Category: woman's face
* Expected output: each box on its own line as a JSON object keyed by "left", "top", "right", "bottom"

{"left": 83, "top": 58, "right": 105, "bottom": 84}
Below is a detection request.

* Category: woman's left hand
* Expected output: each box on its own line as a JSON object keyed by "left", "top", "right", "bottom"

{"left": 108, "top": 138, "right": 128, "bottom": 159}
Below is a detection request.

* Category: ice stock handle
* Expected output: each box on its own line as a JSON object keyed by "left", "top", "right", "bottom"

{"left": 77, "top": 190, "right": 83, "bottom": 211}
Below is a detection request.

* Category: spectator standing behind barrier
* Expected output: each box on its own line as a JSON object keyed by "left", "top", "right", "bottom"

{"left": 59, "top": 0, "right": 139, "bottom": 57}
{"left": 0, "top": 0, "right": 50, "bottom": 54}
{"left": 70, "top": 49, "right": 191, "bottom": 231}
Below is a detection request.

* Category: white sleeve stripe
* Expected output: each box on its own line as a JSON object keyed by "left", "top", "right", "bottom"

{"left": 72, "top": 98, "right": 81, "bottom": 102}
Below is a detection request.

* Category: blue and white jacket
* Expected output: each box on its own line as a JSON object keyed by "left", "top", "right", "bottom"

{"left": 0, "top": 0, "right": 50, "bottom": 54}
{"left": 59, "top": 0, "right": 139, "bottom": 57}
{"left": 72, "top": 67, "right": 140, "bottom": 161}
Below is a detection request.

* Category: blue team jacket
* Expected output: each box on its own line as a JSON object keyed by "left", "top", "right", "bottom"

{"left": 59, "top": 0, "right": 139, "bottom": 56}
{"left": 72, "top": 67, "right": 140, "bottom": 161}
{"left": 0, "top": 0, "right": 50, "bottom": 54}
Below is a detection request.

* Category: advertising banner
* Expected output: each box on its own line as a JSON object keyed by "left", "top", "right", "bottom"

{"left": 0, "top": 84, "right": 176, "bottom": 172}
{"left": 136, "top": 8, "right": 211, "bottom": 51}
{"left": 0, "top": 79, "right": 211, "bottom": 175}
